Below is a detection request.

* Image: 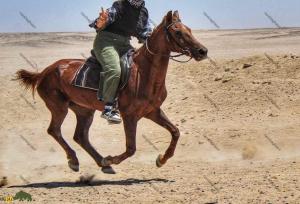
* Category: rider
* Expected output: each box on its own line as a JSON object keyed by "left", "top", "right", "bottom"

{"left": 90, "top": 0, "right": 152, "bottom": 123}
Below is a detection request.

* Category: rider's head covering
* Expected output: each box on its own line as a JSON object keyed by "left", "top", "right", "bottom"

{"left": 127, "top": 0, "right": 145, "bottom": 8}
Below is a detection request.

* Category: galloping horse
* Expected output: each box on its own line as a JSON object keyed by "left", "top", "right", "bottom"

{"left": 16, "top": 11, "right": 207, "bottom": 174}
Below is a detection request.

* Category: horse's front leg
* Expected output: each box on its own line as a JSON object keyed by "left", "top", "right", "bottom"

{"left": 145, "top": 108, "right": 180, "bottom": 167}
{"left": 101, "top": 115, "right": 138, "bottom": 166}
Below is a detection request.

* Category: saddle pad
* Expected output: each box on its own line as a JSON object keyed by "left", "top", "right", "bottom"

{"left": 73, "top": 60, "right": 101, "bottom": 91}
{"left": 72, "top": 49, "right": 135, "bottom": 91}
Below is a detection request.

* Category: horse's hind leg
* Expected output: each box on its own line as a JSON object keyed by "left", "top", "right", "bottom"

{"left": 70, "top": 103, "right": 116, "bottom": 174}
{"left": 38, "top": 88, "right": 79, "bottom": 172}
{"left": 69, "top": 104, "right": 101, "bottom": 164}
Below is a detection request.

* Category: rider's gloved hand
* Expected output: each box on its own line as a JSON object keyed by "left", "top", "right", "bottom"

{"left": 96, "top": 7, "right": 109, "bottom": 30}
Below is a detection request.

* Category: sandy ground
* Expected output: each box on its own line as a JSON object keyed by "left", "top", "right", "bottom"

{"left": 0, "top": 28, "right": 300, "bottom": 203}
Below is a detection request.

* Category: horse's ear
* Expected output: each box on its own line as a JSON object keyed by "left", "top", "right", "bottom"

{"left": 173, "top": 10, "right": 180, "bottom": 21}
{"left": 165, "top": 10, "right": 173, "bottom": 25}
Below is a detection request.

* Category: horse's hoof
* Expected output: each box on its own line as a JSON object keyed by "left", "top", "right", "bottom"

{"left": 101, "top": 166, "right": 116, "bottom": 174}
{"left": 68, "top": 161, "right": 79, "bottom": 172}
{"left": 156, "top": 154, "right": 164, "bottom": 168}
{"left": 101, "top": 156, "right": 113, "bottom": 167}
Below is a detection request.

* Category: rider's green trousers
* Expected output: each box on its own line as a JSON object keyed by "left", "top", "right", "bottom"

{"left": 93, "top": 31, "right": 131, "bottom": 103}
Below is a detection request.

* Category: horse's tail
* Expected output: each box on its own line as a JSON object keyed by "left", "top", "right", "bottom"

{"left": 15, "top": 60, "right": 75, "bottom": 98}
{"left": 15, "top": 69, "right": 42, "bottom": 98}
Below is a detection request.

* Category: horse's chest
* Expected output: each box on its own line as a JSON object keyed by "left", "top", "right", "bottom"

{"left": 138, "top": 91, "right": 167, "bottom": 114}
{"left": 120, "top": 86, "right": 167, "bottom": 116}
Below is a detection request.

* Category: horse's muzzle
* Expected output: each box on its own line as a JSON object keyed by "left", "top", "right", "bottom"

{"left": 191, "top": 47, "right": 208, "bottom": 61}
{"left": 198, "top": 48, "right": 208, "bottom": 56}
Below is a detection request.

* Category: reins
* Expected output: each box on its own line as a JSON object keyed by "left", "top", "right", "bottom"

{"left": 145, "top": 21, "right": 193, "bottom": 63}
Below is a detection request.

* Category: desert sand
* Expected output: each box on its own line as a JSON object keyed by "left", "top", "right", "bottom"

{"left": 0, "top": 28, "right": 300, "bottom": 203}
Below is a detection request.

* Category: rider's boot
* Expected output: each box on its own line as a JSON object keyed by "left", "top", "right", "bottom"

{"left": 101, "top": 103, "right": 122, "bottom": 124}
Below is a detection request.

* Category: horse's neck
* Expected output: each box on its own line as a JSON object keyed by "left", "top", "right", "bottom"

{"left": 137, "top": 31, "right": 170, "bottom": 87}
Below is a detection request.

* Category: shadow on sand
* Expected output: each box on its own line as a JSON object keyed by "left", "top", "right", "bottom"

{"left": 9, "top": 178, "right": 173, "bottom": 189}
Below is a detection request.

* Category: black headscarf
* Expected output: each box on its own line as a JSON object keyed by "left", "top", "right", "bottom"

{"left": 127, "top": 0, "right": 145, "bottom": 8}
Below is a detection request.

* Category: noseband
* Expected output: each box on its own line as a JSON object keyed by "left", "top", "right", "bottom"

{"left": 145, "top": 21, "right": 193, "bottom": 63}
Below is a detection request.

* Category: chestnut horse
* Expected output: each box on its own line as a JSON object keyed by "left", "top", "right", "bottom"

{"left": 16, "top": 11, "right": 207, "bottom": 174}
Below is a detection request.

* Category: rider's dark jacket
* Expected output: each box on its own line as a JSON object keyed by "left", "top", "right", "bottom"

{"left": 89, "top": 0, "right": 152, "bottom": 41}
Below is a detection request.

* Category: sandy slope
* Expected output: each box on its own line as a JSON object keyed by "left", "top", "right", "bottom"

{"left": 0, "top": 28, "right": 300, "bottom": 203}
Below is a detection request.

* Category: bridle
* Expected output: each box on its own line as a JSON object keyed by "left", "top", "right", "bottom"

{"left": 145, "top": 20, "right": 193, "bottom": 63}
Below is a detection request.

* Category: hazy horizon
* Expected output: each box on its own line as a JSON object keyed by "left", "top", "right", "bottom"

{"left": 1, "top": 27, "right": 300, "bottom": 34}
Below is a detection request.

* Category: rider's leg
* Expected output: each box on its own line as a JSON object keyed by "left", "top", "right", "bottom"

{"left": 93, "top": 31, "right": 127, "bottom": 123}
{"left": 97, "top": 48, "right": 122, "bottom": 123}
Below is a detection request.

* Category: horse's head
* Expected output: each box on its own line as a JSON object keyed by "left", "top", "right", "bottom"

{"left": 162, "top": 10, "right": 208, "bottom": 61}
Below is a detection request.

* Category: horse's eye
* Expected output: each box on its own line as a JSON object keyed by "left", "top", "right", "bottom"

{"left": 175, "top": 31, "right": 182, "bottom": 37}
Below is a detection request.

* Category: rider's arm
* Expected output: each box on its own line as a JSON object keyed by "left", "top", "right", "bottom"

{"left": 89, "top": 1, "right": 122, "bottom": 31}
{"left": 105, "top": 4, "right": 120, "bottom": 26}
{"left": 136, "top": 8, "right": 153, "bottom": 43}
{"left": 139, "top": 19, "right": 152, "bottom": 40}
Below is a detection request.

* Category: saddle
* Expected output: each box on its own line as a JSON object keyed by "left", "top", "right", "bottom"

{"left": 73, "top": 49, "right": 134, "bottom": 93}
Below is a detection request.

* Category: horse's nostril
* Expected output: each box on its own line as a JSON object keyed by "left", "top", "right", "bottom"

{"left": 198, "top": 48, "right": 208, "bottom": 56}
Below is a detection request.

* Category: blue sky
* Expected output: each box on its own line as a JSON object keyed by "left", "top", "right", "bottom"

{"left": 0, "top": 0, "right": 299, "bottom": 32}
